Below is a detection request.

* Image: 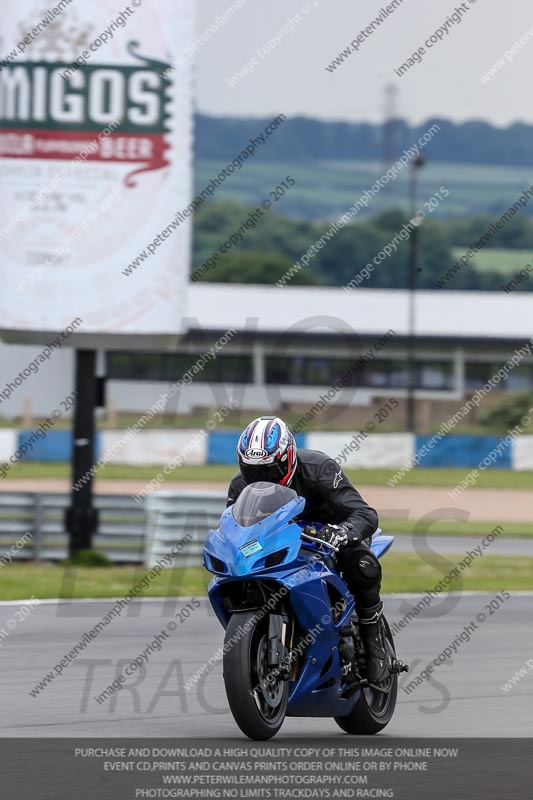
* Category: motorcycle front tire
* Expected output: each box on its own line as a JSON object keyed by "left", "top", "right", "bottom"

{"left": 223, "top": 609, "right": 289, "bottom": 740}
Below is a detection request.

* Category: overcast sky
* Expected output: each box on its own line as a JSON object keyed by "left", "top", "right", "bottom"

{"left": 194, "top": 0, "right": 533, "bottom": 126}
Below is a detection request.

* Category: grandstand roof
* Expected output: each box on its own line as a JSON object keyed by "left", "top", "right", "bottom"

{"left": 188, "top": 284, "right": 533, "bottom": 344}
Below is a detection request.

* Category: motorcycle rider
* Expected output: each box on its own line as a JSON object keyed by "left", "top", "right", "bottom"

{"left": 226, "top": 415, "right": 389, "bottom": 685}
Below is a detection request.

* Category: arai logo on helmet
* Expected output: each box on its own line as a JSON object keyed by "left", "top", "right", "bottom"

{"left": 245, "top": 447, "right": 268, "bottom": 459}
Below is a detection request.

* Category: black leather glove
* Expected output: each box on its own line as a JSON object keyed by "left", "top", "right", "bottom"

{"left": 319, "top": 522, "right": 361, "bottom": 549}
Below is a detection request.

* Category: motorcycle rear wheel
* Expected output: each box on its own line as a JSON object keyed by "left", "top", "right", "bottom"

{"left": 223, "top": 610, "right": 289, "bottom": 740}
{"left": 335, "top": 617, "right": 398, "bottom": 735}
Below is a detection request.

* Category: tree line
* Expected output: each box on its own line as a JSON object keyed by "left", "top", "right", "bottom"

{"left": 195, "top": 114, "right": 533, "bottom": 167}
{"left": 192, "top": 202, "right": 533, "bottom": 291}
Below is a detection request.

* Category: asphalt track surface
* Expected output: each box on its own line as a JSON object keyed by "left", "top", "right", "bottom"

{"left": 2, "top": 592, "right": 532, "bottom": 739}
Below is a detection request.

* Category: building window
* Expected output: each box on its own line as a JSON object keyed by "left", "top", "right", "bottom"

{"left": 265, "top": 357, "right": 352, "bottom": 386}
{"left": 264, "top": 356, "right": 454, "bottom": 390}
{"left": 465, "top": 363, "right": 497, "bottom": 390}
{"left": 505, "top": 366, "right": 533, "bottom": 391}
{"left": 417, "top": 361, "right": 455, "bottom": 390}
{"left": 466, "top": 363, "right": 533, "bottom": 391}
{"left": 107, "top": 353, "right": 253, "bottom": 384}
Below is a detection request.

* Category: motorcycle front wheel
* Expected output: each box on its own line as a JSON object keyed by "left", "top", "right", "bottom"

{"left": 223, "top": 609, "right": 289, "bottom": 740}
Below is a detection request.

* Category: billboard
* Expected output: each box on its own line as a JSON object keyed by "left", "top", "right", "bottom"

{"left": 0, "top": 0, "right": 195, "bottom": 348}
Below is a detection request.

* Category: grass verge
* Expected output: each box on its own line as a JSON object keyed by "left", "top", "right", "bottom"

{"left": 1, "top": 463, "right": 532, "bottom": 489}
{"left": 0, "top": 555, "right": 531, "bottom": 601}
{"left": 0, "top": 564, "right": 210, "bottom": 601}
{"left": 381, "top": 519, "right": 533, "bottom": 538}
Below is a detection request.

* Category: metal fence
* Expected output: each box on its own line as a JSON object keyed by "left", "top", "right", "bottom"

{"left": 0, "top": 491, "right": 227, "bottom": 564}
{"left": 144, "top": 491, "right": 226, "bottom": 567}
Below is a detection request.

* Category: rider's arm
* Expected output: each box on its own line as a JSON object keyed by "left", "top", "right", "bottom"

{"left": 225, "top": 473, "right": 246, "bottom": 508}
{"left": 314, "top": 458, "right": 378, "bottom": 541}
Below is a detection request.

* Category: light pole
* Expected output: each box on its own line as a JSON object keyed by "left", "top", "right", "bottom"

{"left": 406, "top": 155, "right": 425, "bottom": 434}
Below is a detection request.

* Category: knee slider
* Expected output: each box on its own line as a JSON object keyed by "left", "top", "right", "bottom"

{"left": 355, "top": 552, "right": 381, "bottom": 584}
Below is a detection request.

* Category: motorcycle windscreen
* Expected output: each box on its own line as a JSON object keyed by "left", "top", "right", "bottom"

{"left": 231, "top": 482, "right": 297, "bottom": 527}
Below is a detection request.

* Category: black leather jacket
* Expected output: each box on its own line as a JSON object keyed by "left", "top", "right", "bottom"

{"left": 226, "top": 448, "right": 378, "bottom": 541}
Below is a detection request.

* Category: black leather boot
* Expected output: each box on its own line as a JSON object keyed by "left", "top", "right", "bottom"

{"left": 358, "top": 601, "right": 389, "bottom": 684}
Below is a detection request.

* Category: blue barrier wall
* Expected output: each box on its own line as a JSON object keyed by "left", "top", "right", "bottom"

{"left": 8, "top": 429, "right": 522, "bottom": 469}
{"left": 207, "top": 431, "right": 307, "bottom": 465}
{"left": 17, "top": 431, "right": 102, "bottom": 462}
{"left": 414, "top": 434, "right": 512, "bottom": 469}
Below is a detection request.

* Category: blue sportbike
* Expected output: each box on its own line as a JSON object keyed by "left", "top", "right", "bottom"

{"left": 203, "top": 482, "right": 408, "bottom": 740}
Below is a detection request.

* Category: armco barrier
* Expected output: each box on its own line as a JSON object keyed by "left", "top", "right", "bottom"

{"left": 0, "top": 492, "right": 144, "bottom": 562}
{"left": 0, "top": 490, "right": 225, "bottom": 565}
{"left": 144, "top": 490, "right": 226, "bottom": 567}
{"left": 0, "top": 493, "right": 150, "bottom": 562}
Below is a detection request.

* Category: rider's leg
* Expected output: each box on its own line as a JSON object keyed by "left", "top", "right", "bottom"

{"left": 336, "top": 541, "right": 389, "bottom": 684}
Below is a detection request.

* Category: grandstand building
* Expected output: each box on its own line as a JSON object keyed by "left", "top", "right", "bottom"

{"left": 1, "top": 285, "right": 532, "bottom": 430}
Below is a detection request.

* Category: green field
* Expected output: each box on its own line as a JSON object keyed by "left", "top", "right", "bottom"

{"left": 381, "top": 519, "right": 533, "bottom": 538}
{"left": 452, "top": 247, "right": 532, "bottom": 276}
{"left": 0, "top": 556, "right": 531, "bottom": 601}
{"left": 1, "top": 462, "right": 530, "bottom": 490}
{"left": 0, "top": 563, "right": 208, "bottom": 601}
{"left": 0, "top": 411, "right": 246, "bottom": 431}
{"left": 0, "top": 409, "right": 405, "bottom": 432}
{"left": 196, "top": 158, "right": 533, "bottom": 222}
